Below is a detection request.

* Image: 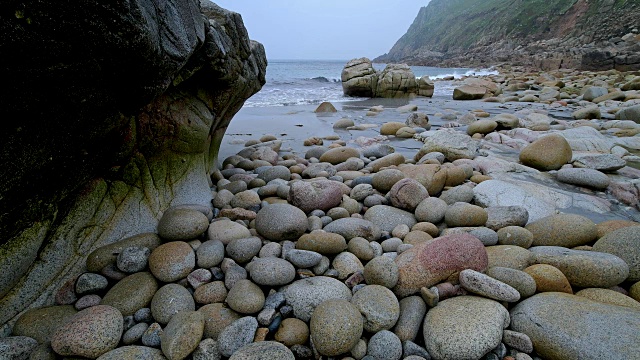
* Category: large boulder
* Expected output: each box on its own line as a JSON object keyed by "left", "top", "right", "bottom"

{"left": 375, "top": 64, "right": 418, "bottom": 98}
{"left": 341, "top": 58, "right": 426, "bottom": 98}
{"left": 394, "top": 233, "right": 488, "bottom": 297}
{"left": 341, "top": 58, "right": 377, "bottom": 97}
{"left": 519, "top": 134, "right": 573, "bottom": 171}
{"left": 0, "top": 0, "right": 266, "bottom": 331}
{"left": 510, "top": 293, "right": 640, "bottom": 359}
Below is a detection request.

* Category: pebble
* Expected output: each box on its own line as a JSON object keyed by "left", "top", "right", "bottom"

{"left": 192, "top": 339, "right": 220, "bottom": 360}
{"left": 367, "top": 330, "right": 403, "bottom": 360}
{"left": 157, "top": 208, "right": 209, "bottom": 241}
{"left": 348, "top": 237, "right": 376, "bottom": 261}
{"left": 150, "top": 284, "right": 195, "bottom": 325}
{"left": 122, "top": 323, "right": 148, "bottom": 345}
{"left": 248, "top": 257, "right": 296, "bottom": 286}
{"left": 134, "top": 308, "right": 153, "bottom": 323}
{"left": 194, "top": 240, "right": 224, "bottom": 269}
{"left": 511, "top": 292, "right": 640, "bottom": 359}
{"left": 486, "top": 267, "right": 537, "bottom": 298}
{"left": 394, "top": 233, "right": 488, "bottom": 297}
{"left": 364, "top": 205, "right": 417, "bottom": 233}
{"left": 75, "top": 294, "right": 101, "bottom": 310}
{"left": 161, "top": 311, "right": 204, "bottom": 360}
{"left": 198, "top": 303, "right": 241, "bottom": 340}
{"left": 526, "top": 213, "right": 597, "bottom": 248}
{"left": 593, "top": 226, "right": 640, "bottom": 282}
{"left": 255, "top": 203, "right": 308, "bottom": 240}
{"left": 193, "top": 281, "right": 227, "bottom": 304}
{"left": 393, "top": 296, "right": 427, "bottom": 342}
{"left": 531, "top": 246, "right": 629, "bottom": 288}
{"left": 284, "top": 276, "right": 352, "bottom": 322}
{"left": 218, "top": 316, "right": 259, "bottom": 358}
{"left": 226, "top": 236, "right": 262, "bottom": 264}
{"left": 352, "top": 285, "right": 400, "bottom": 332}
{"left": 363, "top": 255, "right": 399, "bottom": 288}
{"left": 524, "top": 264, "right": 573, "bottom": 294}
{"left": 486, "top": 245, "right": 534, "bottom": 270}
{"left": 101, "top": 272, "right": 158, "bottom": 317}
{"left": 289, "top": 179, "right": 344, "bottom": 213}
{"left": 96, "top": 345, "right": 166, "bottom": 360}
{"left": 323, "top": 217, "right": 382, "bottom": 241}
{"left": 226, "top": 279, "right": 265, "bottom": 314}
{"left": 310, "top": 299, "right": 363, "bottom": 357}
{"left": 414, "top": 197, "right": 448, "bottom": 224}
{"left": 485, "top": 206, "right": 529, "bottom": 230}
{"left": 286, "top": 249, "right": 323, "bottom": 268}
{"left": 578, "top": 287, "right": 640, "bottom": 309}
{"left": 557, "top": 168, "right": 610, "bottom": 189}
{"left": 497, "top": 226, "right": 533, "bottom": 248}
{"left": 389, "top": 178, "right": 429, "bottom": 211}
{"left": 423, "top": 296, "right": 509, "bottom": 360}
{"left": 274, "top": 318, "right": 309, "bottom": 346}
{"left": 519, "top": 133, "right": 572, "bottom": 171}
{"left": 148, "top": 241, "right": 195, "bottom": 282}
{"left": 459, "top": 269, "right": 521, "bottom": 302}
{"left": 444, "top": 202, "right": 487, "bottom": 227}
{"left": 332, "top": 252, "right": 364, "bottom": 279}
{"left": 0, "top": 336, "right": 39, "bottom": 360}
{"left": 229, "top": 341, "right": 295, "bottom": 360}
{"left": 141, "top": 323, "right": 162, "bottom": 347}
{"left": 297, "top": 230, "right": 348, "bottom": 255}
{"left": 51, "top": 305, "right": 123, "bottom": 359}
{"left": 76, "top": 273, "right": 109, "bottom": 295}
{"left": 207, "top": 219, "right": 251, "bottom": 245}
{"left": 116, "top": 246, "right": 150, "bottom": 273}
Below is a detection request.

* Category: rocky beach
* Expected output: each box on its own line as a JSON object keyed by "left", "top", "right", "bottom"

{"left": 4, "top": 59, "right": 640, "bottom": 359}
{"left": 2, "top": 0, "right": 640, "bottom": 360}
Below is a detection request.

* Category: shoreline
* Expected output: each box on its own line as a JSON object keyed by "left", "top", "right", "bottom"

{"left": 222, "top": 77, "right": 640, "bottom": 225}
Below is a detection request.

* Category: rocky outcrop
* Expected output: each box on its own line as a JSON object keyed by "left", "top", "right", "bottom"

{"left": 375, "top": 0, "right": 640, "bottom": 71}
{"left": 0, "top": 0, "right": 266, "bottom": 332}
{"left": 341, "top": 58, "right": 433, "bottom": 98}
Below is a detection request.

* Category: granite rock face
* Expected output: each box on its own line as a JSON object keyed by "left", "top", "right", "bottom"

{"left": 0, "top": 0, "right": 266, "bottom": 331}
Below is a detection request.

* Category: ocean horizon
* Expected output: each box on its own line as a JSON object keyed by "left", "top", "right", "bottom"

{"left": 244, "top": 59, "right": 498, "bottom": 107}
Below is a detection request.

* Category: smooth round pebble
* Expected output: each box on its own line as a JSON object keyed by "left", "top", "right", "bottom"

{"left": 310, "top": 299, "right": 363, "bottom": 357}
{"left": 148, "top": 241, "right": 195, "bottom": 282}
{"left": 226, "top": 279, "right": 265, "bottom": 314}
{"left": 51, "top": 305, "right": 123, "bottom": 359}
{"left": 364, "top": 256, "right": 399, "bottom": 288}
{"left": 351, "top": 285, "right": 400, "bottom": 332}
{"left": 367, "top": 330, "right": 402, "bottom": 360}
{"left": 157, "top": 208, "right": 209, "bottom": 241}
{"left": 229, "top": 341, "right": 295, "bottom": 360}
{"left": 249, "top": 257, "right": 296, "bottom": 286}
{"left": 150, "top": 284, "right": 195, "bottom": 325}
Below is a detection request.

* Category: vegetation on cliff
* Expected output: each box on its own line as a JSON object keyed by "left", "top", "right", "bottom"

{"left": 376, "top": 0, "right": 639, "bottom": 69}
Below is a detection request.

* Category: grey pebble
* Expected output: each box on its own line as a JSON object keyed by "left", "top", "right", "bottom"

{"left": 116, "top": 246, "right": 150, "bottom": 273}
{"left": 218, "top": 317, "right": 259, "bottom": 357}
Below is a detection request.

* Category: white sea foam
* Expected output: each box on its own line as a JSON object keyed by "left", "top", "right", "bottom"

{"left": 428, "top": 68, "right": 499, "bottom": 80}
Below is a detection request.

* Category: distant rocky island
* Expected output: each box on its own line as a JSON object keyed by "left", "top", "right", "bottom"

{"left": 375, "top": 0, "right": 640, "bottom": 71}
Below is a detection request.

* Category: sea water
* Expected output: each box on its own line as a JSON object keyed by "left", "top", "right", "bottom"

{"left": 244, "top": 59, "right": 498, "bottom": 107}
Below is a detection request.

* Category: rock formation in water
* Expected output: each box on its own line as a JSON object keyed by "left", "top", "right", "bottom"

{"left": 0, "top": 0, "right": 266, "bottom": 332}
{"left": 342, "top": 58, "right": 434, "bottom": 98}
{"left": 375, "top": 0, "right": 640, "bottom": 71}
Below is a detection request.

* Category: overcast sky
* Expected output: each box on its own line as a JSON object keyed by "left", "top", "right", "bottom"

{"left": 214, "top": 1, "right": 429, "bottom": 60}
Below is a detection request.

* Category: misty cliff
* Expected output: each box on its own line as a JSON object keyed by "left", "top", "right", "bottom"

{"left": 375, "top": 0, "right": 640, "bottom": 70}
